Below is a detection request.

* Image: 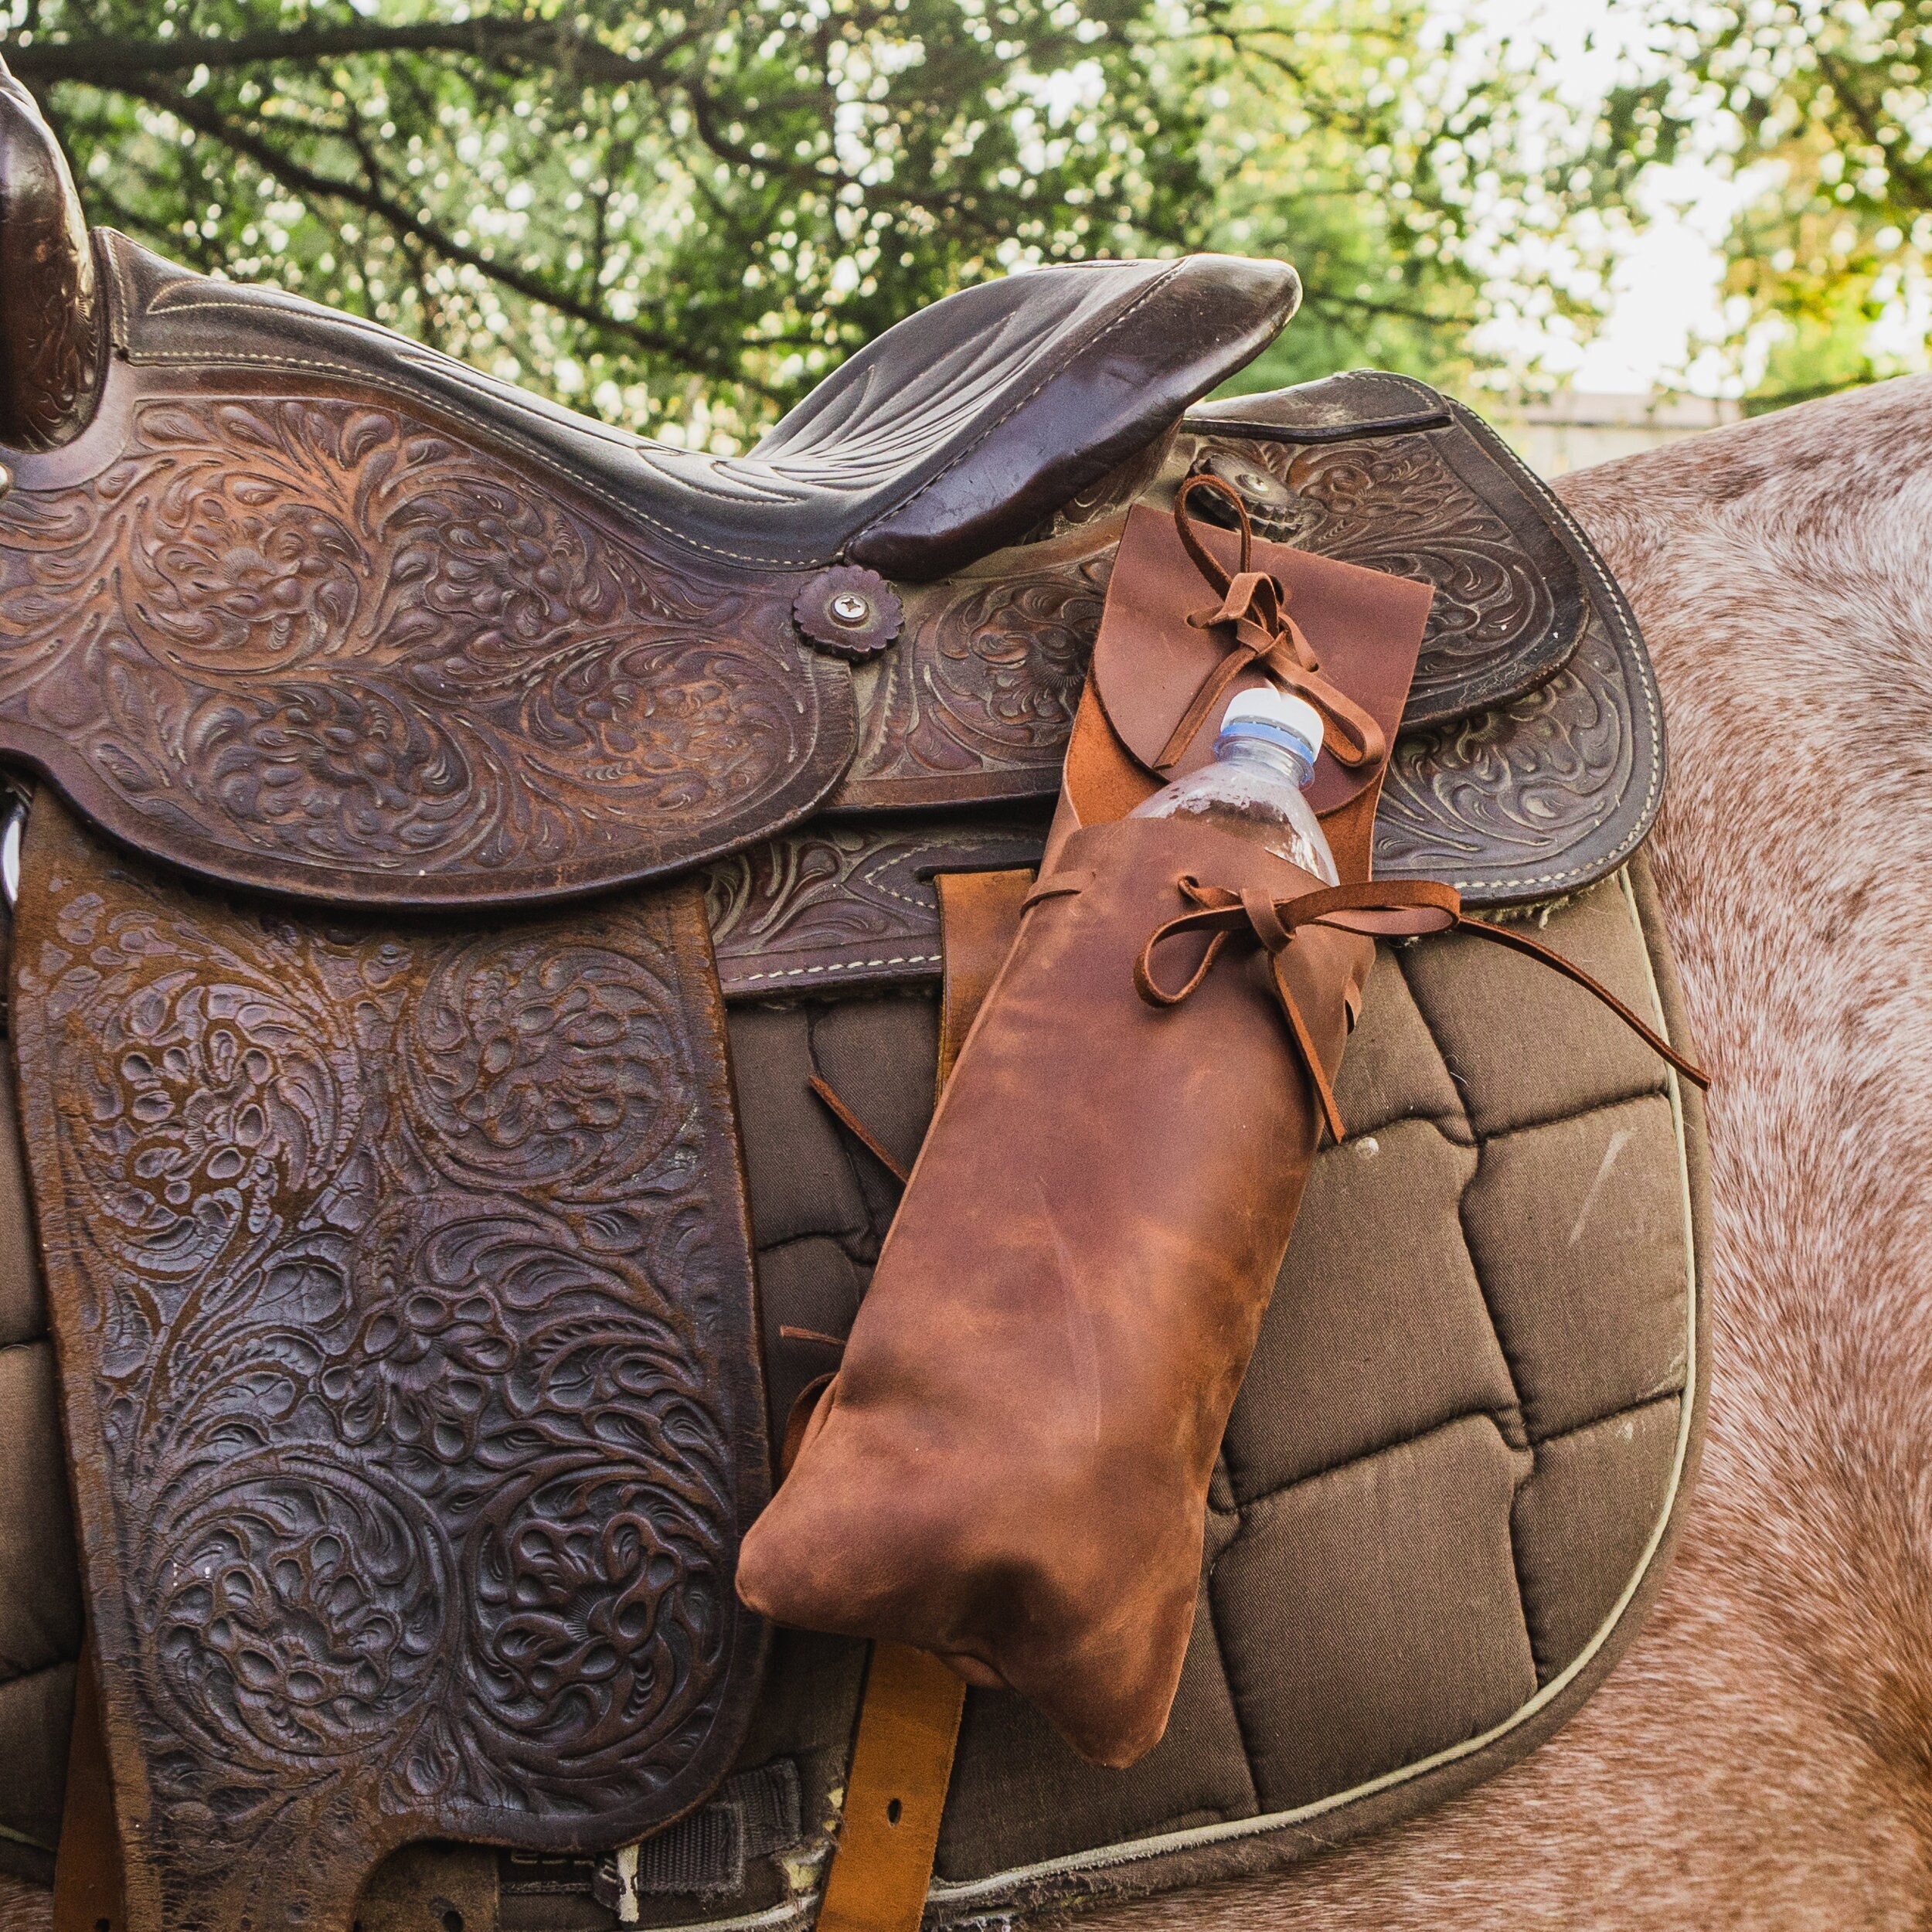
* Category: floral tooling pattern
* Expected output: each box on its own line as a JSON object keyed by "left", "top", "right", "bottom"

{"left": 836, "top": 537, "right": 1113, "bottom": 803}
{"left": 0, "top": 392, "right": 844, "bottom": 903}
{"left": 1192, "top": 430, "right": 1580, "bottom": 726}
{"left": 12, "top": 801, "right": 764, "bottom": 1932}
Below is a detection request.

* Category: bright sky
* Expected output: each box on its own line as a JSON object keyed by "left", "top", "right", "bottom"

{"left": 1468, "top": 0, "right": 1756, "bottom": 395}
{"left": 1562, "top": 172, "right": 1757, "bottom": 395}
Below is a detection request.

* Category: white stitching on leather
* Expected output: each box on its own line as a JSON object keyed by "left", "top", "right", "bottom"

{"left": 726, "top": 953, "right": 942, "bottom": 985}
{"left": 116, "top": 345, "right": 830, "bottom": 567}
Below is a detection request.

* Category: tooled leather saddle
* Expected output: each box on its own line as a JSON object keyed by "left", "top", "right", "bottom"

{"left": 0, "top": 59, "right": 1703, "bottom": 1932}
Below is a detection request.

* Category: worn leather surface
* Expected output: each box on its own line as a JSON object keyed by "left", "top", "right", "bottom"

{"left": 828, "top": 516, "right": 1123, "bottom": 813}
{"left": 1073, "top": 498, "right": 1432, "bottom": 889}
{"left": 703, "top": 813, "right": 1049, "bottom": 1001}
{"left": 0, "top": 114, "right": 1699, "bottom": 1917}
{"left": 737, "top": 816, "right": 1376, "bottom": 1767}
{"left": 739, "top": 473, "right": 1448, "bottom": 1767}
{"left": 51, "top": 1658, "right": 121, "bottom": 1932}
{"left": 70, "top": 230, "right": 1296, "bottom": 580}
{"left": 811, "top": 380, "right": 1658, "bottom": 909}
{"left": 811, "top": 1643, "right": 964, "bottom": 1932}
{"left": 1186, "top": 372, "right": 1584, "bottom": 725}
{"left": 0, "top": 302, "right": 857, "bottom": 909}
{"left": 0, "top": 67, "right": 97, "bottom": 450}
{"left": 0, "top": 121, "right": 1652, "bottom": 920}
{"left": 0, "top": 80, "right": 1654, "bottom": 917}
{"left": 12, "top": 795, "right": 770, "bottom": 1932}
{"left": 934, "top": 869, "right": 1038, "bottom": 1090}
{"left": 1091, "top": 504, "right": 1433, "bottom": 816}
{"left": 1185, "top": 375, "right": 1665, "bottom": 901}
{"left": 0, "top": 862, "right": 1706, "bottom": 1928}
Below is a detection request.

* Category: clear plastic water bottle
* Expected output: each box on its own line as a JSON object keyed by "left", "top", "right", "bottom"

{"left": 1130, "top": 686, "right": 1338, "bottom": 884}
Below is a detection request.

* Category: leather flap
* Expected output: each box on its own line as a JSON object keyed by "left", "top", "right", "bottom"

{"left": 1090, "top": 502, "right": 1434, "bottom": 818}
{"left": 1182, "top": 372, "right": 1588, "bottom": 730}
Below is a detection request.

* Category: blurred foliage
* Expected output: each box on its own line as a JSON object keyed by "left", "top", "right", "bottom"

{"left": 1, "top": 0, "right": 1590, "bottom": 441}
{"left": 1590, "top": 1, "right": 1932, "bottom": 403}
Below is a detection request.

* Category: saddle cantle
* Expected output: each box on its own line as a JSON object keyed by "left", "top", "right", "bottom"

{"left": 0, "top": 51, "right": 1705, "bottom": 1932}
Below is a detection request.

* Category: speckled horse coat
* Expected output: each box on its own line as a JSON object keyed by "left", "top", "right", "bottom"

{"left": 1083, "top": 372, "right": 1932, "bottom": 1930}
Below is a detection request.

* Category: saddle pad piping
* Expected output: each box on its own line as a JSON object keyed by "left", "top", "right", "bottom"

{"left": 650, "top": 866, "right": 1699, "bottom": 1932}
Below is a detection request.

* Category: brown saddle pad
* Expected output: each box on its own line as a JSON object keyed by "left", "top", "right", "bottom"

{"left": 0, "top": 850, "right": 1705, "bottom": 1924}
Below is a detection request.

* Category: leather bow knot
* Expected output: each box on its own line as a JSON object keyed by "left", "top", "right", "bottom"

{"left": 1157, "top": 474, "right": 1389, "bottom": 775}
{"left": 1136, "top": 872, "right": 1709, "bottom": 1148}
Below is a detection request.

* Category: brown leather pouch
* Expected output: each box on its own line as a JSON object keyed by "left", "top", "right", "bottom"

{"left": 737, "top": 485, "right": 1434, "bottom": 1766}
{"left": 738, "top": 814, "right": 1391, "bottom": 1766}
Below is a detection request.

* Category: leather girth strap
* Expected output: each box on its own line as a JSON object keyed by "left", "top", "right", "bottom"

{"left": 813, "top": 1645, "right": 966, "bottom": 1932}
{"left": 810, "top": 866, "right": 1034, "bottom": 1932}
{"left": 53, "top": 1653, "right": 124, "bottom": 1932}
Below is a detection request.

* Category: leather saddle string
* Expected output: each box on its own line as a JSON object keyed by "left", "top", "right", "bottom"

{"left": 1136, "top": 876, "right": 1710, "bottom": 1145}
{"left": 808, "top": 1072, "right": 913, "bottom": 1187}
{"left": 1156, "top": 474, "right": 1389, "bottom": 774}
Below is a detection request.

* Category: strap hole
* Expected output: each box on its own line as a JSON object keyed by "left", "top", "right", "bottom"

{"left": 443, "top": 1911, "right": 465, "bottom": 1932}
{"left": 886, "top": 1798, "right": 903, "bottom": 1825}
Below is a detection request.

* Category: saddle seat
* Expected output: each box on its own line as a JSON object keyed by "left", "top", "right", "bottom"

{"left": 91, "top": 235, "right": 1300, "bottom": 580}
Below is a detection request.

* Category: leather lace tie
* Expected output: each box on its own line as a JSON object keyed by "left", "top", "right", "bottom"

{"left": 1156, "top": 473, "right": 1388, "bottom": 774}
{"left": 1135, "top": 875, "right": 1710, "bottom": 1145}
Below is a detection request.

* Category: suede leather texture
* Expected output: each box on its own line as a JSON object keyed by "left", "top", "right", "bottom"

{"left": 737, "top": 816, "right": 1376, "bottom": 1769}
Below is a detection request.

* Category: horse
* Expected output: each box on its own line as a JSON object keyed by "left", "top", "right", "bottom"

{"left": 1078, "top": 372, "right": 1932, "bottom": 1928}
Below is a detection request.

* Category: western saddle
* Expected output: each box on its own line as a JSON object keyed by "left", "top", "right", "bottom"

{"left": 0, "top": 56, "right": 1706, "bottom": 1932}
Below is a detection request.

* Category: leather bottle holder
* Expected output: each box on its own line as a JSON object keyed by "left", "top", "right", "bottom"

{"left": 738, "top": 482, "right": 1706, "bottom": 1770}
{"left": 738, "top": 814, "right": 1384, "bottom": 1765}
{"left": 737, "top": 485, "right": 1435, "bottom": 1765}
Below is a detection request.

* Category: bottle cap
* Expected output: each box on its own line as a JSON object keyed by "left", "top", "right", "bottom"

{"left": 1218, "top": 685, "right": 1325, "bottom": 767}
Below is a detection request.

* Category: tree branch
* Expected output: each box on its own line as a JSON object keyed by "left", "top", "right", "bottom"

{"left": 1809, "top": 40, "right": 1932, "bottom": 213}
{"left": 127, "top": 78, "right": 777, "bottom": 396}
{"left": 9, "top": 21, "right": 682, "bottom": 89}
{"left": 1301, "top": 288, "right": 1466, "bottom": 328}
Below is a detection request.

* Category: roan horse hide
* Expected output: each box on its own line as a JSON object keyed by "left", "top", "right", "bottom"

{"left": 1076, "top": 375, "right": 1932, "bottom": 1929}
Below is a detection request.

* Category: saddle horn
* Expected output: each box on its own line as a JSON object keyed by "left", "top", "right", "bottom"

{"left": 0, "top": 54, "right": 100, "bottom": 451}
